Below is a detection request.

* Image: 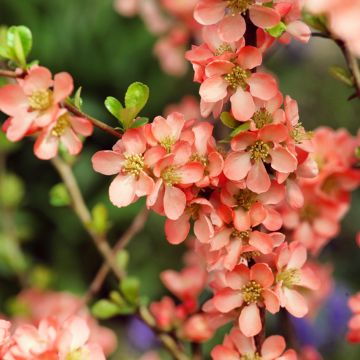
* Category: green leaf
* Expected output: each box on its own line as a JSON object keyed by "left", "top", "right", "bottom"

{"left": 49, "top": 183, "right": 71, "bottom": 207}
{"left": 230, "top": 122, "right": 251, "bottom": 137}
{"left": 0, "top": 45, "right": 11, "bottom": 59}
{"left": 28, "top": 265, "right": 53, "bottom": 290}
{"left": 220, "top": 112, "right": 238, "bottom": 129}
{"left": 302, "top": 12, "right": 328, "bottom": 33}
{"left": 105, "top": 96, "right": 123, "bottom": 121}
{"left": 7, "top": 26, "right": 32, "bottom": 68}
{"left": 355, "top": 146, "right": 360, "bottom": 159}
{"left": 92, "top": 299, "right": 120, "bottom": 320}
{"left": 125, "top": 82, "right": 149, "bottom": 112}
{"left": 74, "top": 87, "right": 83, "bottom": 109}
{"left": 329, "top": 66, "right": 354, "bottom": 87}
{"left": 130, "top": 117, "right": 149, "bottom": 128}
{"left": 267, "top": 22, "right": 286, "bottom": 38}
{"left": 91, "top": 203, "right": 109, "bottom": 235}
{"left": 0, "top": 173, "right": 25, "bottom": 208}
{"left": 116, "top": 249, "right": 129, "bottom": 271}
{"left": 120, "top": 277, "right": 140, "bottom": 304}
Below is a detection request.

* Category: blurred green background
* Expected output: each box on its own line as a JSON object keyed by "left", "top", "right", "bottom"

{"left": 0, "top": 0, "right": 359, "bottom": 359}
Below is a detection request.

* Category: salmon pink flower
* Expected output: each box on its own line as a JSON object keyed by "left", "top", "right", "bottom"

{"left": 194, "top": 0, "right": 281, "bottom": 42}
{"left": 92, "top": 127, "right": 155, "bottom": 208}
{"left": 147, "top": 143, "right": 204, "bottom": 220}
{"left": 212, "top": 327, "right": 297, "bottom": 360}
{"left": 213, "top": 263, "right": 279, "bottom": 336}
{"left": 275, "top": 242, "right": 319, "bottom": 318}
{"left": 34, "top": 109, "right": 93, "bottom": 160}
{"left": 182, "top": 314, "right": 215, "bottom": 342}
{"left": 224, "top": 124, "right": 297, "bottom": 193}
{"left": 347, "top": 292, "right": 360, "bottom": 343}
{"left": 0, "top": 66, "right": 73, "bottom": 142}
{"left": 199, "top": 46, "right": 278, "bottom": 121}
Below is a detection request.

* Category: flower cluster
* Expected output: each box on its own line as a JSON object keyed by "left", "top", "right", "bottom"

{"left": 0, "top": 66, "right": 93, "bottom": 160}
{"left": 305, "top": 0, "right": 360, "bottom": 56}
{"left": 0, "top": 316, "right": 106, "bottom": 360}
{"left": 114, "top": 0, "right": 200, "bottom": 76}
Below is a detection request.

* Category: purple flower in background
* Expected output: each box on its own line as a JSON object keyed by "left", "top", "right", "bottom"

{"left": 127, "top": 317, "right": 158, "bottom": 351}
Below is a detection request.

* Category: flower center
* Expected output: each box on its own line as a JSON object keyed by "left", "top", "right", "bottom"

{"left": 187, "top": 203, "right": 201, "bottom": 219}
{"left": 224, "top": 66, "right": 250, "bottom": 89}
{"left": 66, "top": 349, "right": 87, "bottom": 360}
{"left": 215, "top": 43, "right": 233, "bottom": 56}
{"left": 232, "top": 229, "right": 250, "bottom": 243}
{"left": 190, "top": 153, "right": 209, "bottom": 167}
{"left": 52, "top": 114, "right": 70, "bottom": 137}
{"left": 242, "top": 251, "right": 261, "bottom": 261}
{"left": 241, "top": 280, "right": 263, "bottom": 304}
{"left": 249, "top": 140, "right": 270, "bottom": 161}
{"left": 161, "top": 166, "right": 181, "bottom": 185}
{"left": 234, "top": 189, "right": 257, "bottom": 211}
{"left": 276, "top": 268, "right": 301, "bottom": 288}
{"left": 227, "top": 0, "right": 254, "bottom": 14}
{"left": 300, "top": 204, "right": 319, "bottom": 222}
{"left": 252, "top": 108, "right": 273, "bottom": 129}
{"left": 28, "top": 89, "right": 53, "bottom": 111}
{"left": 123, "top": 154, "right": 145, "bottom": 176}
{"left": 160, "top": 136, "right": 176, "bottom": 153}
{"left": 240, "top": 353, "right": 262, "bottom": 360}
{"left": 291, "top": 122, "right": 313, "bottom": 143}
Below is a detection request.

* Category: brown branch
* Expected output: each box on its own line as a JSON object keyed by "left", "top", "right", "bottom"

{"left": 82, "top": 207, "right": 149, "bottom": 304}
{"left": 0, "top": 69, "right": 20, "bottom": 78}
{"left": 191, "top": 342, "right": 203, "bottom": 360}
{"left": 50, "top": 157, "right": 124, "bottom": 280}
{"left": 64, "top": 101, "right": 122, "bottom": 139}
{"left": 254, "top": 307, "right": 266, "bottom": 353}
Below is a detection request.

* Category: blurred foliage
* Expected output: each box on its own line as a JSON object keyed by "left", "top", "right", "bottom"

{"left": 0, "top": 0, "right": 359, "bottom": 359}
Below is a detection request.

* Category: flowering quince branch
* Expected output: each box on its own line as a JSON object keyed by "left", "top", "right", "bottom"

{"left": 0, "top": 2, "right": 359, "bottom": 359}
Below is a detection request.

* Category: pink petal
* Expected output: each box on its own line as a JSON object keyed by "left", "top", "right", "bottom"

{"left": 199, "top": 76, "right": 228, "bottom": 103}
{"left": 249, "top": 202, "right": 267, "bottom": 227}
{"left": 230, "top": 328, "right": 256, "bottom": 354}
{"left": 249, "top": 5, "right": 281, "bottom": 28}
{"left": 286, "top": 21, "right": 311, "bottom": 43}
{"left": 250, "top": 263, "right": 274, "bottom": 288}
{"left": 226, "top": 264, "right": 250, "bottom": 289}
{"left": 22, "top": 66, "right": 53, "bottom": 94}
{"left": 178, "top": 162, "right": 204, "bottom": 184}
{"left": 151, "top": 116, "right": 172, "bottom": 143}
{"left": 263, "top": 207, "right": 282, "bottom": 231}
{"left": 165, "top": 214, "right": 190, "bottom": 245}
{"left": 34, "top": 132, "right": 59, "bottom": 160}
{"left": 70, "top": 116, "right": 93, "bottom": 136}
{"left": 249, "top": 231, "right": 273, "bottom": 254}
{"left": 248, "top": 73, "right": 277, "bottom": 101}
{"left": 238, "top": 46, "right": 262, "bottom": 70}
{"left": 262, "top": 289, "right": 280, "bottom": 314}
{"left": 270, "top": 147, "right": 298, "bottom": 173}
{"left": 211, "top": 346, "right": 239, "bottom": 360}
{"left": 6, "top": 111, "right": 37, "bottom": 142}
{"left": 210, "top": 227, "right": 232, "bottom": 249}
{"left": 135, "top": 171, "right": 154, "bottom": 197}
{"left": 261, "top": 335, "right": 286, "bottom": 360}
{"left": 0, "top": 84, "right": 27, "bottom": 115}
{"left": 92, "top": 151, "right": 123, "bottom": 175}
{"left": 122, "top": 128, "right": 147, "bottom": 154}
{"left": 164, "top": 186, "right": 186, "bottom": 220}
{"left": 205, "top": 60, "right": 234, "bottom": 77}
{"left": 233, "top": 208, "right": 251, "bottom": 232}
{"left": 192, "top": 122, "right": 213, "bottom": 155}
{"left": 213, "top": 288, "right": 243, "bottom": 313}
{"left": 246, "top": 161, "right": 271, "bottom": 194}
{"left": 230, "top": 88, "right": 256, "bottom": 121}
{"left": 194, "top": 214, "right": 214, "bottom": 243}
{"left": 218, "top": 14, "right": 246, "bottom": 42}
{"left": 231, "top": 131, "right": 257, "bottom": 151}
{"left": 283, "top": 288, "right": 308, "bottom": 318}
{"left": 53, "top": 72, "right": 74, "bottom": 102}
{"left": 207, "top": 151, "right": 224, "bottom": 177}
{"left": 194, "top": 0, "right": 227, "bottom": 25}
{"left": 287, "top": 243, "right": 307, "bottom": 269}
{"left": 259, "top": 123, "right": 288, "bottom": 143}
{"left": 239, "top": 303, "right": 262, "bottom": 337}
{"left": 224, "top": 151, "right": 251, "bottom": 181}
{"left": 167, "top": 112, "right": 185, "bottom": 140}
{"left": 61, "top": 128, "right": 82, "bottom": 156}
{"left": 109, "top": 174, "right": 136, "bottom": 207}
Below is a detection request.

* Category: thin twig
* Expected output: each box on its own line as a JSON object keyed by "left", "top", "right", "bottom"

{"left": 82, "top": 207, "right": 149, "bottom": 304}
{"left": 191, "top": 342, "right": 203, "bottom": 360}
{"left": 50, "top": 157, "right": 124, "bottom": 280}
{"left": 64, "top": 101, "right": 122, "bottom": 139}
{"left": 254, "top": 307, "right": 266, "bottom": 352}
{"left": 0, "top": 69, "right": 21, "bottom": 78}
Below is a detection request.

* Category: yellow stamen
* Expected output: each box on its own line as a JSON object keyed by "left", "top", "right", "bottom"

{"left": 160, "top": 136, "right": 176, "bottom": 153}
{"left": 227, "top": 0, "right": 255, "bottom": 14}
{"left": 249, "top": 140, "right": 270, "bottom": 161}
{"left": 52, "top": 113, "right": 71, "bottom": 137}
{"left": 234, "top": 189, "right": 257, "bottom": 211}
{"left": 252, "top": 108, "right": 273, "bottom": 129}
{"left": 28, "top": 89, "right": 53, "bottom": 111}
{"left": 276, "top": 268, "right": 301, "bottom": 288}
{"left": 215, "top": 43, "right": 232, "bottom": 56}
{"left": 161, "top": 166, "right": 181, "bottom": 185}
{"left": 224, "top": 66, "right": 250, "bottom": 89}
{"left": 123, "top": 153, "right": 145, "bottom": 176}
{"left": 241, "top": 280, "right": 262, "bottom": 304}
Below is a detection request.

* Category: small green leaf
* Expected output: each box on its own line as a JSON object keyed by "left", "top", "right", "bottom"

{"left": 74, "top": 87, "right": 83, "bottom": 109}
{"left": 92, "top": 299, "right": 120, "bottom": 320}
{"left": 0, "top": 173, "right": 25, "bottom": 208}
{"left": 302, "top": 12, "right": 328, "bottom": 33}
{"left": 49, "top": 183, "right": 71, "bottom": 207}
{"left": 105, "top": 96, "right": 123, "bottom": 121}
{"left": 120, "top": 277, "right": 140, "bottom": 304}
{"left": 130, "top": 117, "right": 149, "bottom": 128}
{"left": 0, "top": 45, "right": 11, "bottom": 59}
{"left": 230, "top": 122, "right": 251, "bottom": 137}
{"left": 267, "top": 22, "right": 286, "bottom": 38}
{"left": 355, "top": 146, "right": 360, "bottom": 159}
{"left": 220, "top": 112, "right": 238, "bottom": 129}
{"left": 7, "top": 26, "right": 32, "bottom": 68}
{"left": 116, "top": 249, "right": 129, "bottom": 271}
{"left": 329, "top": 66, "right": 354, "bottom": 87}
{"left": 125, "top": 82, "right": 149, "bottom": 113}
{"left": 109, "top": 291, "right": 126, "bottom": 307}
{"left": 91, "top": 203, "right": 109, "bottom": 236}
{"left": 28, "top": 265, "right": 53, "bottom": 290}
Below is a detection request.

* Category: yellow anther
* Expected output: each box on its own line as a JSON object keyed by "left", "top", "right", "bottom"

{"left": 123, "top": 153, "right": 145, "bottom": 176}
{"left": 28, "top": 89, "right": 53, "bottom": 111}
{"left": 161, "top": 166, "right": 181, "bottom": 186}
{"left": 276, "top": 268, "right": 301, "bottom": 288}
{"left": 252, "top": 108, "right": 273, "bottom": 129}
{"left": 241, "top": 280, "right": 263, "bottom": 304}
{"left": 224, "top": 66, "right": 250, "bottom": 90}
{"left": 234, "top": 189, "right": 257, "bottom": 211}
{"left": 227, "top": 0, "right": 254, "bottom": 14}
{"left": 52, "top": 114, "right": 70, "bottom": 137}
{"left": 249, "top": 140, "right": 270, "bottom": 161}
